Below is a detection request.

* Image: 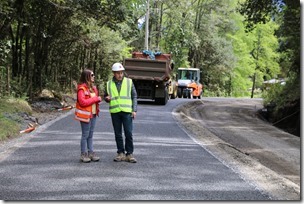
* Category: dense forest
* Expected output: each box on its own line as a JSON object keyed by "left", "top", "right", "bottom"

{"left": 0, "top": 0, "right": 300, "bottom": 134}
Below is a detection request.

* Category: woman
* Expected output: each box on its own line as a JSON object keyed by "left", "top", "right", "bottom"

{"left": 75, "top": 69, "right": 102, "bottom": 163}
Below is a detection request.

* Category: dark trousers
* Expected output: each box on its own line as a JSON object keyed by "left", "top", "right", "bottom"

{"left": 111, "top": 112, "right": 134, "bottom": 155}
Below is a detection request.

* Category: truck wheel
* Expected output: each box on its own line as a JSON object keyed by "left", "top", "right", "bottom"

{"left": 177, "top": 88, "right": 182, "bottom": 98}
{"left": 198, "top": 91, "right": 203, "bottom": 99}
{"left": 171, "top": 87, "right": 177, "bottom": 99}
{"left": 155, "top": 96, "right": 167, "bottom": 105}
{"left": 155, "top": 89, "right": 169, "bottom": 105}
{"left": 183, "top": 92, "right": 187, "bottom": 98}
{"left": 187, "top": 90, "right": 193, "bottom": 99}
{"left": 183, "top": 90, "right": 187, "bottom": 98}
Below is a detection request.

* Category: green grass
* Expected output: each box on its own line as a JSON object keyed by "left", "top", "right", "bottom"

{"left": 0, "top": 98, "right": 32, "bottom": 141}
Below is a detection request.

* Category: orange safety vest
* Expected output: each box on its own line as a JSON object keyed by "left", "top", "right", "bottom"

{"left": 74, "top": 86, "right": 93, "bottom": 123}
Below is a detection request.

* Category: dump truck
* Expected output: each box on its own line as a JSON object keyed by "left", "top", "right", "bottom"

{"left": 123, "top": 51, "right": 177, "bottom": 105}
{"left": 177, "top": 67, "right": 203, "bottom": 99}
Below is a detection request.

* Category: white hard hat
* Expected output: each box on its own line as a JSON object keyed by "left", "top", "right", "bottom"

{"left": 112, "top": 62, "right": 125, "bottom": 71}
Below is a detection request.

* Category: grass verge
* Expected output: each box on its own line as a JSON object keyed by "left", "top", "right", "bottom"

{"left": 0, "top": 98, "right": 32, "bottom": 141}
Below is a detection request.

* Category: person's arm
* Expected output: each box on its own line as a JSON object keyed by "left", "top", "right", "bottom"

{"left": 93, "top": 86, "right": 102, "bottom": 103}
{"left": 77, "top": 89, "right": 101, "bottom": 107}
{"left": 104, "top": 86, "right": 111, "bottom": 103}
{"left": 131, "top": 82, "right": 137, "bottom": 119}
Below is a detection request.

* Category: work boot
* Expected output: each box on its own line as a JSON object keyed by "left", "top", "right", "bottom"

{"left": 88, "top": 152, "right": 100, "bottom": 162}
{"left": 113, "top": 153, "right": 126, "bottom": 162}
{"left": 125, "top": 154, "right": 137, "bottom": 163}
{"left": 80, "top": 152, "right": 91, "bottom": 163}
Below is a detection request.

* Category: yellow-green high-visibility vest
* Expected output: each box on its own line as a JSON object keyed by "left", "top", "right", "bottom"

{"left": 107, "top": 78, "right": 133, "bottom": 113}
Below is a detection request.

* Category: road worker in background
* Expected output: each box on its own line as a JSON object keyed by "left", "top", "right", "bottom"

{"left": 75, "top": 69, "right": 102, "bottom": 163}
{"left": 104, "top": 62, "right": 138, "bottom": 163}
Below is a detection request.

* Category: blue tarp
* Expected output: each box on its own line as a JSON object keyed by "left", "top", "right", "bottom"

{"left": 142, "top": 50, "right": 162, "bottom": 60}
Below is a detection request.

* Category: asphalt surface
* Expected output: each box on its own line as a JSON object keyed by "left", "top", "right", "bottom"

{"left": 173, "top": 98, "right": 300, "bottom": 200}
{"left": 0, "top": 98, "right": 271, "bottom": 200}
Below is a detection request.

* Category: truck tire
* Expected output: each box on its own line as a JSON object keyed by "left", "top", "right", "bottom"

{"left": 187, "top": 90, "right": 193, "bottom": 99}
{"left": 155, "top": 96, "right": 168, "bottom": 105}
{"left": 177, "top": 88, "right": 182, "bottom": 98}
{"left": 198, "top": 90, "right": 203, "bottom": 99}
{"left": 170, "top": 87, "right": 177, "bottom": 99}
{"left": 155, "top": 88, "right": 169, "bottom": 105}
{"left": 183, "top": 90, "right": 187, "bottom": 98}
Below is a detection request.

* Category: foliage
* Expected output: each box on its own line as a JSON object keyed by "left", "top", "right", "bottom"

{"left": 0, "top": 0, "right": 300, "bottom": 141}
{"left": 262, "top": 83, "right": 284, "bottom": 107}
{"left": 239, "top": 0, "right": 300, "bottom": 126}
{"left": 0, "top": 0, "right": 300, "bottom": 103}
{"left": 263, "top": 74, "right": 300, "bottom": 114}
{"left": 0, "top": 0, "right": 132, "bottom": 98}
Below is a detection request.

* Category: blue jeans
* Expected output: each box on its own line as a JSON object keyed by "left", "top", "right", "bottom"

{"left": 111, "top": 112, "right": 134, "bottom": 155}
{"left": 80, "top": 115, "right": 97, "bottom": 153}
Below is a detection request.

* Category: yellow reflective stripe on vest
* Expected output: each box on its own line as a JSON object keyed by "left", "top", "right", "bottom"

{"left": 126, "top": 78, "right": 131, "bottom": 98}
{"left": 107, "top": 78, "right": 132, "bottom": 113}
{"left": 109, "top": 104, "right": 132, "bottom": 109}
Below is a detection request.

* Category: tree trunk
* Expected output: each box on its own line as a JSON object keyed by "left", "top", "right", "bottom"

{"left": 155, "top": 1, "right": 163, "bottom": 50}
{"left": 9, "top": 24, "right": 18, "bottom": 78}
{"left": 18, "top": 24, "right": 25, "bottom": 80}
{"left": 6, "top": 66, "right": 10, "bottom": 96}
{"left": 93, "top": 48, "right": 98, "bottom": 74}
{"left": 251, "top": 73, "right": 256, "bottom": 98}
{"left": 250, "top": 31, "right": 261, "bottom": 99}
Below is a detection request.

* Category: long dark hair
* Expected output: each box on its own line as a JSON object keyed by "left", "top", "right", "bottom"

{"left": 79, "top": 69, "right": 93, "bottom": 89}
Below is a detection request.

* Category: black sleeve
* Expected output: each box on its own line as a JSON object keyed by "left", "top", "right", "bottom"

{"left": 131, "top": 83, "right": 138, "bottom": 112}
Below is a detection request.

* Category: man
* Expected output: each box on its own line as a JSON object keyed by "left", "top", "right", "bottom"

{"left": 104, "top": 62, "right": 138, "bottom": 163}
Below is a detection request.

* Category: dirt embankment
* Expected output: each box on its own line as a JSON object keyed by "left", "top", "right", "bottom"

{"left": 20, "top": 94, "right": 76, "bottom": 131}
{"left": 173, "top": 98, "right": 300, "bottom": 200}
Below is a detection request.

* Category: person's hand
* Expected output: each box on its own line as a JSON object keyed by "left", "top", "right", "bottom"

{"left": 132, "top": 112, "right": 136, "bottom": 119}
{"left": 97, "top": 96, "right": 102, "bottom": 103}
{"left": 105, "top": 96, "right": 111, "bottom": 102}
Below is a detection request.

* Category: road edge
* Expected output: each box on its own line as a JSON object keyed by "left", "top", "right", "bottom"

{"left": 0, "top": 110, "right": 74, "bottom": 163}
{"left": 172, "top": 100, "right": 300, "bottom": 200}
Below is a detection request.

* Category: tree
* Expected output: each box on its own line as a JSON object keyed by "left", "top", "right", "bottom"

{"left": 249, "top": 23, "right": 280, "bottom": 98}
{"left": 0, "top": 0, "right": 293, "bottom": 102}
{"left": 239, "top": 0, "right": 300, "bottom": 135}
{"left": 0, "top": 0, "right": 133, "bottom": 98}
{"left": 239, "top": 0, "right": 300, "bottom": 80}
{"left": 188, "top": 0, "right": 236, "bottom": 96}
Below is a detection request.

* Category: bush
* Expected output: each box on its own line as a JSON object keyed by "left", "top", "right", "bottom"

{"left": 263, "top": 76, "right": 300, "bottom": 114}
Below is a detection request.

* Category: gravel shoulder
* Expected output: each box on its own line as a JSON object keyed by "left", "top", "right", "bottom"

{"left": 172, "top": 98, "right": 300, "bottom": 200}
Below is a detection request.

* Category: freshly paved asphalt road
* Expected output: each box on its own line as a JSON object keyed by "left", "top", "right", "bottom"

{"left": 0, "top": 99, "right": 270, "bottom": 200}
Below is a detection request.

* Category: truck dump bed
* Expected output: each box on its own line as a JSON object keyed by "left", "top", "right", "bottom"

{"left": 123, "top": 52, "right": 172, "bottom": 82}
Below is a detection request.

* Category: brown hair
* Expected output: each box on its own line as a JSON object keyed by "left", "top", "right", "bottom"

{"left": 79, "top": 69, "right": 94, "bottom": 89}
